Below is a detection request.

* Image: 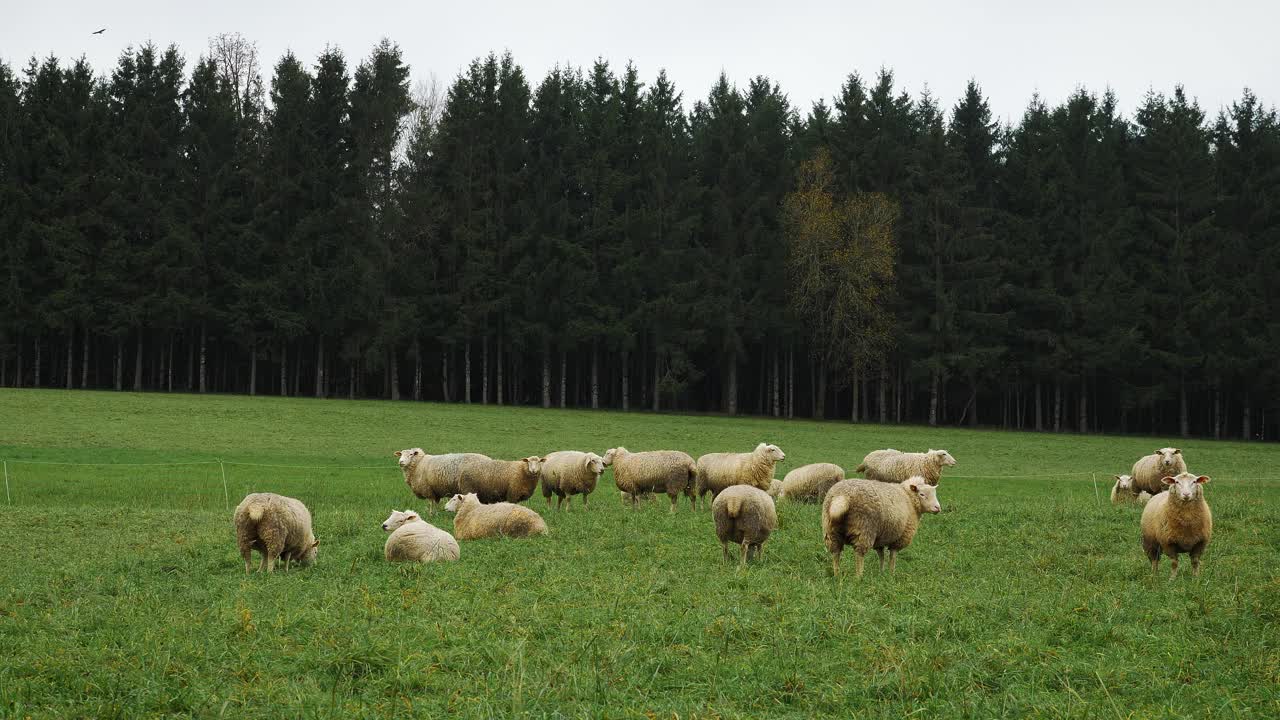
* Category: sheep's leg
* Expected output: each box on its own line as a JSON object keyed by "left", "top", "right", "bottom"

{"left": 284, "top": 555, "right": 292, "bottom": 572}
{"left": 876, "top": 548, "right": 886, "bottom": 571}
{"left": 740, "top": 540, "right": 749, "bottom": 566}
{"left": 266, "top": 551, "right": 278, "bottom": 573}
{"left": 669, "top": 495, "right": 677, "bottom": 513}
{"left": 831, "top": 549, "right": 842, "bottom": 575}
{"left": 1190, "top": 543, "right": 1206, "bottom": 577}
{"left": 721, "top": 541, "right": 733, "bottom": 563}
{"left": 888, "top": 550, "right": 898, "bottom": 574}
{"left": 854, "top": 551, "right": 866, "bottom": 578}
{"left": 241, "top": 547, "right": 253, "bottom": 575}
{"left": 582, "top": 494, "right": 588, "bottom": 510}
{"left": 1144, "top": 539, "right": 1162, "bottom": 575}
{"left": 1165, "top": 546, "right": 1181, "bottom": 580}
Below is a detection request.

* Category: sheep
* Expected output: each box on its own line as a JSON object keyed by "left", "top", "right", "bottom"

{"left": 856, "top": 448, "right": 956, "bottom": 486}
{"left": 381, "top": 510, "right": 460, "bottom": 563}
{"left": 767, "top": 478, "right": 784, "bottom": 499}
{"left": 457, "top": 456, "right": 544, "bottom": 504}
{"left": 779, "top": 463, "right": 846, "bottom": 503}
{"left": 233, "top": 492, "right": 319, "bottom": 574}
{"left": 1131, "top": 447, "right": 1187, "bottom": 495}
{"left": 1110, "top": 474, "right": 1152, "bottom": 505}
{"left": 603, "top": 447, "right": 698, "bottom": 512}
{"left": 619, "top": 490, "right": 656, "bottom": 506}
{"left": 539, "top": 451, "right": 605, "bottom": 511}
{"left": 712, "top": 485, "right": 778, "bottom": 564}
{"left": 695, "top": 443, "right": 786, "bottom": 505}
{"left": 821, "top": 477, "right": 942, "bottom": 577}
{"left": 395, "top": 449, "right": 492, "bottom": 513}
{"left": 1141, "top": 472, "right": 1212, "bottom": 579}
{"left": 445, "top": 493, "right": 548, "bottom": 540}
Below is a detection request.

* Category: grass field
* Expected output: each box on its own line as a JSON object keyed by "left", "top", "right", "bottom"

{"left": 1, "top": 388, "right": 1278, "bottom": 719}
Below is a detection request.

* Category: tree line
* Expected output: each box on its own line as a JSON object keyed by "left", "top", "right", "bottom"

{"left": 2, "top": 37, "right": 1278, "bottom": 440}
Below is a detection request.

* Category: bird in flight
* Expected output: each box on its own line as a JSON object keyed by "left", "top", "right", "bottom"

{"left": 92, "top": 28, "right": 106, "bottom": 35}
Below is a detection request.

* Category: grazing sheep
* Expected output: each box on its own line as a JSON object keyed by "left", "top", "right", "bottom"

{"left": 780, "top": 463, "right": 846, "bottom": 503}
{"left": 1131, "top": 448, "right": 1187, "bottom": 495}
{"left": 233, "top": 493, "right": 319, "bottom": 574}
{"left": 1110, "top": 474, "right": 1152, "bottom": 505}
{"left": 445, "top": 493, "right": 548, "bottom": 540}
{"left": 381, "top": 510, "right": 460, "bottom": 563}
{"left": 458, "top": 456, "right": 544, "bottom": 504}
{"left": 856, "top": 449, "right": 956, "bottom": 486}
{"left": 395, "top": 449, "right": 492, "bottom": 513}
{"left": 604, "top": 447, "right": 698, "bottom": 511}
{"left": 821, "top": 477, "right": 942, "bottom": 577}
{"left": 1141, "top": 472, "right": 1212, "bottom": 579}
{"left": 712, "top": 485, "right": 778, "bottom": 564}
{"left": 767, "top": 479, "right": 784, "bottom": 499}
{"left": 695, "top": 443, "right": 786, "bottom": 504}
{"left": 540, "top": 451, "right": 605, "bottom": 511}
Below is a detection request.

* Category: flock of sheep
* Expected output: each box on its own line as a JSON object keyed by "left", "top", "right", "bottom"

{"left": 232, "top": 443, "right": 1213, "bottom": 579}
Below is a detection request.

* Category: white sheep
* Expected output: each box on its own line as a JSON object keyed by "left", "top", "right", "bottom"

{"left": 1110, "top": 474, "right": 1152, "bottom": 505}
{"left": 381, "top": 510, "right": 460, "bottom": 563}
{"left": 233, "top": 492, "right": 319, "bottom": 573}
{"left": 1141, "top": 472, "right": 1212, "bottom": 579}
{"left": 821, "top": 477, "right": 942, "bottom": 577}
{"left": 445, "top": 493, "right": 548, "bottom": 540}
{"left": 457, "top": 456, "right": 543, "bottom": 504}
{"left": 779, "top": 463, "right": 845, "bottom": 503}
{"left": 395, "top": 449, "right": 492, "bottom": 513}
{"left": 604, "top": 447, "right": 698, "bottom": 511}
{"left": 695, "top": 443, "right": 786, "bottom": 504}
{"left": 712, "top": 485, "right": 778, "bottom": 564}
{"left": 1131, "top": 448, "right": 1187, "bottom": 495}
{"left": 540, "top": 451, "right": 605, "bottom": 510}
{"left": 856, "top": 449, "right": 956, "bottom": 486}
{"left": 767, "top": 478, "right": 783, "bottom": 499}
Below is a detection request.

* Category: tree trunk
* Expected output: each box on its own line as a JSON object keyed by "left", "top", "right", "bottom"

{"left": 851, "top": 368, "right": 861, "bottom": 422}
{"left": 541, "top": 347, "right": 551, "bottom": 408}
{"left": 559, "top": 350, "right": 567, "bottom": 409}
{"left": 895, "top": 364, "right": 903, "bottom": 423}
{"left": 390, "top": 347, "right": 400, "bottom": 401}
{"left": 496, "top": 340, "right": 503, "bottom": 405}
{"left": 1078, "top": 378, "right": 1087, "bottom": 433}
{"left": 464, "top": 340, "right": 472, "bottom": 404}
{"left": 413, "top": 339, "right": 423, "bottom": 401}
{"left": 199, "top": 324, "right": 208, "bottom": 394}
{"left": 591, "top": 348, "right": 599, "bottom": 409}
{"left": 13, "top": 336, "right": 22, "bottom": 387}
{"left": 132, "top": 332, "right": 143, "bottom": 391}
{"left": 65, "top": 331, "right": 74, "bottom": 389}
{"left": 114, "top": 338, "right": 122, "bottom": 390}
{"left": 1034, "top": 381, "right": 1043, "bottom": 431}
{"left": 1242, "top": 396, "right": 1251, "bottom": 441}
{"left": 350, "top": 362, "right": 357, "bottom": 400}
{"left": 34, "top": 336, "right": 42, "bottom": 387}
{"left": 877, "top": 362, "right": 888, "bottom": 423}
{"left": 442, "top": 350, "right": 451, "bottom": 403}
{"left": 291, "top": 346, "right": 300, "bottom": 396}
{"left": 165, "top": 334, "right": 173, "bottom": 392}
{"left": 314, "top": 335, "right": 325, "bottom": 399}
{"left": 621, "top": 350, "right": 630, "bottom": 411}
{"left": 1053, "top": 381, "right": 1062, "bottom": 432}
{"left": 726, "top": 359, "right": 738, "bottom": 415}
{"left": 1213, "top": 387, "right": 1221, "bottom": 440}
{"left": 814, "top": 358, "right": 827, "bottom": 419}
{"left": 279, "top": 344, "right": 288, "bottom": 397}
{"left": 481, "top": 338, "right": 489, "bottom": 404}
{"left": 967, "top": 385, "right": 978, "bottom": 427}
{"left": 249, "top": 343, "right": 258, "bottom": 396}
{"left": 771, "top": 350, "right": 780, "bottom": 417}
{"left": 1179, "top": 375, "right": 1189, "bottom": 438}
{"left": 786, "top": 348, "right": 795, "bottom": 419}
{"left": 928, "top": 370, "right": 939, "bottom": 426}
{"left": 652, "top": 350, "right": 660, "bottom": 412}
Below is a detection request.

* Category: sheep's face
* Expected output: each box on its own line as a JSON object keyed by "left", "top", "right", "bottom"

{"left": 1162, "top": 472, "right": 1208, "bottom": 503}
{"left": 382, "top": 509, "right": 421, "bottom": 532}
{"left": 297, "top": 538, "right": 319, "bottom": 566}
{"left": 585, "top": 453, "right": 605, "bottom": 475}
{"left": 758, "top": 443, "right": 785, "bottom": 462}
{"left": 602, "top": 448, "right": 621, "bottom": 466}
{"left": 929, "top": 449, "right": 957, "bottom": 467}
{"left": 905, "top": 480, "right": 942, "bottom": 514}
{"left": 1156, "top": 447, "right": 1181, "bottom": 471}
{"left": 445, "top": 493, "right": 477, "bottom": 512}
{"left": 395, "top": 448, "right": 425, "bottom": 470}
{"left": 1114, "top": 474, "right": 1134, "bottom": 493}
{"left": 523, "top": 456, "right": 543, "bottom": 475}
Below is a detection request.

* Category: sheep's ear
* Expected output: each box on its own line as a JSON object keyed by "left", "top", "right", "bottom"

{"left": 394, "top": 451, "right": 402, "bottom": 458}
{"left": 907, "top": 482, "right": 919, "bottom": 493}
{"left": 1174, "top": 448, "right": 1182, "bottom": 454}
{"left": 1160, "top": 476, "right": 1176, "bottom": 486}
{"left": 311, "top": 539, "right": 320, "bottom": 548}
{"left": 1113, "top": 474, "right": 1122, "bottom": 481}
{"left": 1195, "top": 475, "right": 1209, "bottom": 484}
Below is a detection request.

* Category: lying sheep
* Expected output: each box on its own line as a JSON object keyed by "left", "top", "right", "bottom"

{"left": 233, "top": 492, "right": 319, "bottom": 574}
{"left": 780, "top": 463, "right": 845, "bottom": 503}
{"left": 396, "top": 449, "right": 492, "bottom": 513}
{"left": 767, "top": 479, "right": 784, "bottom": 499}
{"left": 821, "top": 477, "right": 941, "bottom": 577}
{"left": 458, "top": 456, "right": 543, "bottom": 504}
{"left": 695, "top": 443, "right": 786, "bottom": 504}
{"left": 1131, "top": 447, "right": 1187, "bottom": 495}
{"left": 856, "top": 449, "right": 956, "bottom": 486}
{"left": 604, "top": 447, "right": 698, "bottom": 511}
{"left": 540, "top": 451, "right": 605, "bottom": 510}
{"left": 712, "top": 485, "right": 778, "bottom": 564}
{"left": 445, "top": 493, "right": 548, "bottom": 540}
{"left": 381, "top": 510, "right": 460, "bottom": 563}
{"left": 1110, "top": 474, "right": 1152, "bottom": 505}
{"left": 1141, "top": 472, "right": 1212, "bottom": 579}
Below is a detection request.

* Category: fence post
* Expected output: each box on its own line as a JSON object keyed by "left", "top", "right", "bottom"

{"left": 1091, "top": 472, "right": 1099, "bottom": 503}
{"left": 3, "top": 460, "right": 9, "bottom": 505}
{"left": 219, "top": 460, "right": 229, "bottom": 511}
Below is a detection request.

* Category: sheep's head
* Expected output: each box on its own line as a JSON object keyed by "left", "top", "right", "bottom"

{"left": 1113, "top": 474, "right": 1135, "bottom": 493}
{"left": 1156, "top": 447, "right": 1182, "bottom": 471}
{"left": 1161, "top": 472, "right": 1208, "bottom": 503}
{"left": 928, "top": 449, "right": 957, "bottom": 467}
{"left": 395, "top": 448, "right": 425, "bottom": 470}
{"left": 584, "top": 452, "right": 605, "bottom": 475}
{"left": 382, "top": 509, "right": 421, "bottom": 532}
{"left": 756, "top": 443, "right": 786, "bottom": 462}
{"left": 522, "top": 456, "right": 543, "bottom": 475}
{"left": 444, "top": 493, "right": 475, "bottom": 513}
{"left": 904, "top": 478, "right": 942, "bottom": 514}
{"left": 296, "top": 537, "right": 319, "bottom": 566}
{"left": 602, "top": 448, "right": 624, "bottom": 466}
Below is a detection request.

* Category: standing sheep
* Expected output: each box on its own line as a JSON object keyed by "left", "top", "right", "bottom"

{"left": 233, "top": 492, "right": 319, "bottom": 574}
{"left": 780, "top": 463, "right": 845, "bottom": 503}
{"left": 695, "top": 443, "right": 786, "bottom": 505}
{"left": 603, "top": 447, "right": 698, "bottom": 511}
{"left": 1110, "top": 474, "right": 1152, "bottom": 505}
{"left": 395, "top": 449, "right": 492, "bottom": 513}
{"left": 457, "top": 456, "right": 544, "bottom": 504}
{"left": 381, "top": 510, "right": 460, "bottom": 563}
{"left": 540, "top": 451, "right": 605, "bottom": 510}
{"left": 1131, "top": 448, "right": 1187, "bottom": 495}
{"left": 712, "top": 485, "right": 778, "bottom": 564}
{"left": 856, "top": 449, "right": 956, "bottom": 486}
{"left": 445, "top": 493, "right": 548, "bottom": 540}
{"left": 1141, "top": 472, "right": 1212, "bottom": 579}
{"left": 821, "top": 477, "right": 942, "bottom": 577}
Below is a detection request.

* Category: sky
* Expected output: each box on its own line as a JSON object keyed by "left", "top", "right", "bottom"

{"left": 5, "top": 0, "right": 1279, "bottom": 124}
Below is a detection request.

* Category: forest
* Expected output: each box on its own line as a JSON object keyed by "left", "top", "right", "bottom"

{"left": 1, "top": 36, "right": 1278, "bottom": 439}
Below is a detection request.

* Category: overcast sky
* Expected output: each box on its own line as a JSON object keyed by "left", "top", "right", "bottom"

{"left": 6, "top": 0, "right": 1278, "bottom": 124}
